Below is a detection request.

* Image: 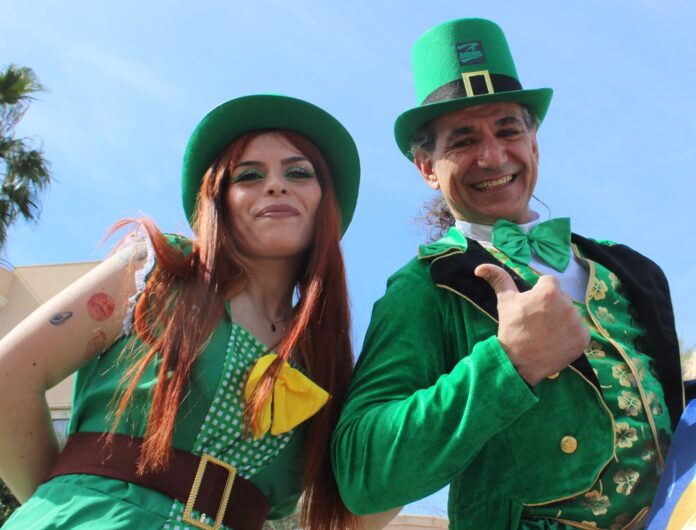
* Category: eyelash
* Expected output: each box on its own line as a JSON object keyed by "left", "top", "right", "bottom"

{"left": 230, "top": 166, "right": 316, "bottom": 183}
{"left": 451, "top": 138, "right": 475, "bottom": 148}
{"left": 285, "top": 166, "right": 315, "bottom": 179}
{"left": 231, "top": 169, "right": 263, "bottom": 183}
{"left": 450, "top": 129, "right": 523, "bottom": 149}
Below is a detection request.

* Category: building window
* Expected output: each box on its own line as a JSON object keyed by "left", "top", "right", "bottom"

{"left": 51, "top": 409, "right": 71, "bottom": 449}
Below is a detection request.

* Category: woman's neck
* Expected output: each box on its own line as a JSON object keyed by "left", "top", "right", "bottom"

{"left": 247, "top": 256, "right": 299, "bottom": 314}
{"left": 229, "top": 256, "right": 299, "bottom": 346}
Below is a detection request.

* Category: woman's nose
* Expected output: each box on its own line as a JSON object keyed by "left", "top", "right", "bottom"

{"left": 264, "top": 171, "right": 287, "bottom": 195}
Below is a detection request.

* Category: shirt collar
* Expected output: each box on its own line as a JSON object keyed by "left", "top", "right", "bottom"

{"left": 454, "top": 211, "right": 542, "bottom": 243}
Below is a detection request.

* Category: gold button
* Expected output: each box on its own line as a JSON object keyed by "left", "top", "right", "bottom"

{"left": 561, "top": 436, "right": 578, "bottom": 454}
{"left": 547, "top": 372, "right": 560, "bottom": 380}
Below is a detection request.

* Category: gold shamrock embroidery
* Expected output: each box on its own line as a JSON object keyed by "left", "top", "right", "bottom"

{"left": 611, "top": 363, "right": 635, "bottom": 387}
{"left": 613, "top": 468, "right": 639, "bottom": 495}
{"left": 597, "top": 306, "right": 616, "bottom": 324}
{"left": 585, "top": 340, "right": 606, "bottom": 359}
{"left": 608, "top": 272, "right": 620, "bottom": 289}
{"left": 646, "top": 391, "right": 663, "bottom": 416}
{"left": 614, "top": 422, "right": 638, "bottom": 448}
{"left": 589, "top": 278, "right": 608, "bottom": 301}
{"left": 582, "top": 490, "right": 610, "bottom": 516}
{"left": 618, "top": 391, "right": 643, "bottom": 417}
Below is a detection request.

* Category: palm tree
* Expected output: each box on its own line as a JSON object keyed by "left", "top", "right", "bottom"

{"left": 0, "top": 64, "right": 51, "bottom": 250}
{"left": 0, "top": 479, "right": 19, "bottom": 525}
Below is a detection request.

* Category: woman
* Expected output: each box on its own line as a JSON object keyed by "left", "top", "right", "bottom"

{"left": 0, "top": 94, "right": 362, "bottom": 530}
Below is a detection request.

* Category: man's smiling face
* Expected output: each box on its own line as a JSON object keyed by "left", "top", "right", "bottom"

{"left": 415, "top": 102, "right": 539, "bottom": 225}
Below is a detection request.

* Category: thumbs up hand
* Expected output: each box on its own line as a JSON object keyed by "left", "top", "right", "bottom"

{"left": 474, "top": 264, "right": 590, "bottom": 387}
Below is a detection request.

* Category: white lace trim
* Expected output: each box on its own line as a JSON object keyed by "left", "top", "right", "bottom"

{"left": 119, "top": 230, "right": 156, "bottom": 337}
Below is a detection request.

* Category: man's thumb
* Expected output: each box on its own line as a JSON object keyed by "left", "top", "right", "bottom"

{"left": 474, "top": 264, "right": 520, "bottom": 296}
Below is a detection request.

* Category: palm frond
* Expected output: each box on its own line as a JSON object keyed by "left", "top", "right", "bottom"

{"left": 0, "top": 64, "right": 49, "bottom": 250}
{"left": 0, "top": 64, "right": 44, "bottom": 105}
{"left": 5, "top": 144, "right": 51, "bottom": 188}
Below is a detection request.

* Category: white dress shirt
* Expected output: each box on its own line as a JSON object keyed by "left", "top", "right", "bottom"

{"left": 454, "top": 214, "right": 590, "bottom": 302}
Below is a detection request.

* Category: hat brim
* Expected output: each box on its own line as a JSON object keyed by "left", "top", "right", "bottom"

{"left": 182, "top": 94, "right": 360, "bottom": 235}
{"left": 394, "top": 88, "right": 553, "bottom": 159}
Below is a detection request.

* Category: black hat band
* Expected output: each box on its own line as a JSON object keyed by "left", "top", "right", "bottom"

{"left": 421, "top": 71, "right": 522, "bottom": 106}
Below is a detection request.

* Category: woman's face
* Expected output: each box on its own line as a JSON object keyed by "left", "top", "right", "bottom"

{"left": 226, "top": 132, "right": 322, "bottom": 260}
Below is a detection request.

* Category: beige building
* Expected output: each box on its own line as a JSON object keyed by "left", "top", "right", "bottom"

{"left": 386, "top": 515, "right": 448, "bottom": 530}
{"left": 0, "top": 261, "right": 98, "bottom": 442}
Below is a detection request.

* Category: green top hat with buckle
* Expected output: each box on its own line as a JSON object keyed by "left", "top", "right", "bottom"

{"left": 394, "top": 18, "right": 553, "bottom": 158}
{"left": 182, "top": 94, "right": 360, "bottom": 236}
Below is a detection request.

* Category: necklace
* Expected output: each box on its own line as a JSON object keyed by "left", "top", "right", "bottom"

{"left": 267, "top": 315, "right": 288, "bottom": 333}
{"left": 260, "top": 305, "right": 289, "bottom": 333}
{"left": 231, "top": 292, "right": 289, "bottom": 333}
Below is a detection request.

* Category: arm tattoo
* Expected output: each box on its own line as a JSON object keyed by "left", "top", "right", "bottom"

{"left": 85, "top": 330, "right": 107, "bottom": 358}
{"left": 87, "top": 293, "right": 116, "bottom": 321}
{"left": 49, "top": 311, "right": 73, "bottom": 326}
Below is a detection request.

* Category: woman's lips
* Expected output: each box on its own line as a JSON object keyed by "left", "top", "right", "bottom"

{"left": 256, "top": 204, "right": 300, "bottom": 217}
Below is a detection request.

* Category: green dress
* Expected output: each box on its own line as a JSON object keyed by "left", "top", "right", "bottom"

{"left": 3, "top": 240, "right": 306, "bottom": 529}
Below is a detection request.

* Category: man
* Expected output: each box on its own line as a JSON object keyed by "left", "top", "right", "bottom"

{"left": 331, "top": 18, "right": 694, "bottom": 530}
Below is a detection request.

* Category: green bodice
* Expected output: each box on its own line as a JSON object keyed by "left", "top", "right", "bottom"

{"left": 5, "top": 238, "right": 305, "bottom": 529}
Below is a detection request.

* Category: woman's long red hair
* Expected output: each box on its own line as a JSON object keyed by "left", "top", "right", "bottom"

{"left": 111, "top": 130, "right": 356, "bottom": 530}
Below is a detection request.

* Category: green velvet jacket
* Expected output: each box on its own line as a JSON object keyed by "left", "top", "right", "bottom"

{"left": 331, "top": 228, "right": 686, "bottom": 530}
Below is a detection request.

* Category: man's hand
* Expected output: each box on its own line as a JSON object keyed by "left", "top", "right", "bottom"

{"left": 475, "top": 264, "right": 590, "bottom": 386}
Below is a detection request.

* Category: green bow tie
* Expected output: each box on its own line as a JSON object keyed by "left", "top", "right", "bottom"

{"left": 491, "top": 217, "right": 572, "bottom": 272}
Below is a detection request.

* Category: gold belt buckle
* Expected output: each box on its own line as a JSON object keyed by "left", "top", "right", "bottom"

{"left": 182, "top": 453, "right": 237, "bottom": 530}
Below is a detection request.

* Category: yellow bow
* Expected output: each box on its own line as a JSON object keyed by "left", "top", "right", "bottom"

{"left": 244, "top": 354, "right": 330, "bottom": 439}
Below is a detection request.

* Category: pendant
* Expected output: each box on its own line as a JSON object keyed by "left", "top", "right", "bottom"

{"left": 270, "top": 323, "right": 276, "bottom": 332}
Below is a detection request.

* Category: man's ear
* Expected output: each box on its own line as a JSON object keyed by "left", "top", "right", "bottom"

{"left": 414, "top": 150, "right": 440, "bottom": 190}
{"left": 530, "top": 128, "right": 539, "bottom": 164}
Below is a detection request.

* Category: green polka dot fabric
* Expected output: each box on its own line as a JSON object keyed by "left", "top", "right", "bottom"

{"left": 486, "top": 245, "right": 672, "bottom": 529}
{"left": 163, "top": 322, "right": 293, "bottom": 530}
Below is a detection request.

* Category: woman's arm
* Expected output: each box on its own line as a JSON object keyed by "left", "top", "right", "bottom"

{"left": 0, "top": 243, "right": 147, "bottom": 501}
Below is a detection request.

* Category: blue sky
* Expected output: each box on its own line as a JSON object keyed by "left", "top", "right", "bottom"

{"left": 2, "top": 0, "right": 695, "bottom": 517}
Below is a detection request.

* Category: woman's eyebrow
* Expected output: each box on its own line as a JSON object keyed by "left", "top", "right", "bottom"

{"left": 282, "top": 156, "right": 309, "bottom": 165}
{"left": 235, "top": 160, "right": 262, "bottom": 168}
{"left": 236, "top": 156, "right": 308, "bottom": 167}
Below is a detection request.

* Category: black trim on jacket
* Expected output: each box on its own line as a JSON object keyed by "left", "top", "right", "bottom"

{"left": 429, "top": 234, "right": 688, "bottom": 428}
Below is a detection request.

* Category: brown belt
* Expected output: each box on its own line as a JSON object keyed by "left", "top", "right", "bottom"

{"left": 46, "top": 432, "right": 270, "bottom": 530}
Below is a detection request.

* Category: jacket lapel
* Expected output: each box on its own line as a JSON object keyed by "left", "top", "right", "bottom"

{"left": 429, "top": 239, "right": 530, "bottom": 321}
{"left": 428, "top": 236, "right": 601, "bottom": 392}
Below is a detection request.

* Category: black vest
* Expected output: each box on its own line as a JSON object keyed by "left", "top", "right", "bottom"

{"left": 429, "top": 233, "right": 687, "bottom": 429}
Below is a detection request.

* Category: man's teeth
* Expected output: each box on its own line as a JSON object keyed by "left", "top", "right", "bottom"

{"left": 472, "top": 174, "right": 514, "bottom": 191}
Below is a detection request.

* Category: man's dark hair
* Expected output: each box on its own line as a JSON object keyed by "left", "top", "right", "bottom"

{"left": 411, "top": 104, "right": 538, "bottom": 241}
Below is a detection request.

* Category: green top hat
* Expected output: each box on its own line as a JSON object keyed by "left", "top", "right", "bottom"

{"left": 182, "top": 94, "right": 360, "bottom": 236}
{"left": 394, "top": 18, "right": 553, "bottom": 158}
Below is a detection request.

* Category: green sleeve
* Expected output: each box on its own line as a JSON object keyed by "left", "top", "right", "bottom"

{"left": 163, "top": 233, "right": 193, "bottom": 255}
{"left": 331, "top": 261, "right": 539, "bottom": 514}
